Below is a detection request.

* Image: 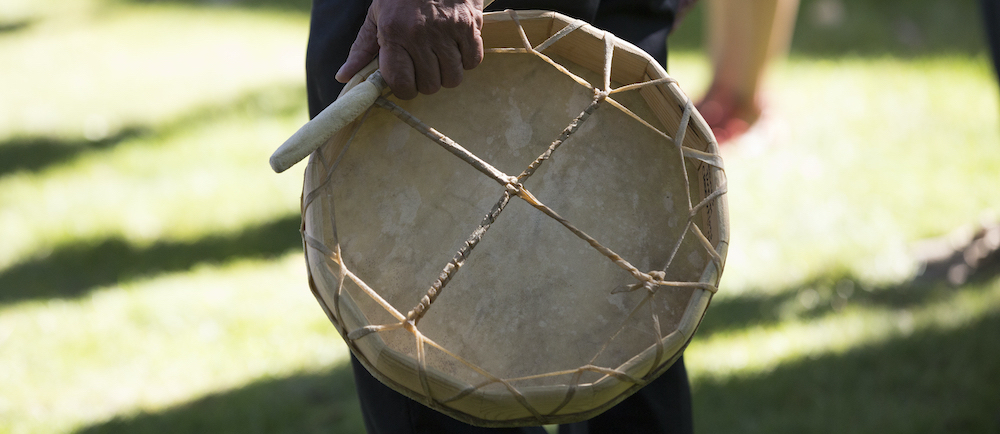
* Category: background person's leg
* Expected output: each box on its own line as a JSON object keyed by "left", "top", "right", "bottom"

{"left": 698, "top": 0, "right": 800, "bottom": 143}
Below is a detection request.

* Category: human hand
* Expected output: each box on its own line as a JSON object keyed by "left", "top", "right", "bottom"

{"left": 335, "top": 0, "right": 485, "bottom": 100}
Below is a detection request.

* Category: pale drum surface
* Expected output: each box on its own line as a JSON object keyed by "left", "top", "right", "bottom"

{"left": 300, "top": 10, "right": 729, "bottom": 427}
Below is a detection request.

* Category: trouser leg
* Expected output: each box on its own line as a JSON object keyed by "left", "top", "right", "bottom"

{"left": 490, "top": 0, "right": 679, "bottom": 67}
{"left": 351, "top": 355, "right": 548, "bottom": 434}
{"left": 558, "top": 357, "right": 693, "bottom": 434}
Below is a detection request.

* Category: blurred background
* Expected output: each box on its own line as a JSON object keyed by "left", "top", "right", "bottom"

{"left": 1, "top": 0, "right": 998, "bottom": 432}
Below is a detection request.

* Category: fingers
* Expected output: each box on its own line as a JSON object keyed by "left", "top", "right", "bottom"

{"left": 435, "top": 42, "right": 466, "bottom": 89}
{"left": 379, "top": 43, "right": 422, "bottom": 100}
{"left": 336, "top": 0, "right": 484, "bottom": 99}
{"left": 456, "top": 24, "right": 484, "bottom": 71}
{"left": 336, "top": 12, "right": 380, "bottom": 83}
{"left": 378, "top": 31, "right": 473, "bottom": 99}
{"left": 381, "top": 41, "right": 464, "bottom": 100}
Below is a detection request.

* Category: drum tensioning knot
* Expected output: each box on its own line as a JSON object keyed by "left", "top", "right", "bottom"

{"left": 504, "top": 180, "right": 523, "bottom": 196}
{"left": 615, "top": 270, "right": 668, "bottom": 294}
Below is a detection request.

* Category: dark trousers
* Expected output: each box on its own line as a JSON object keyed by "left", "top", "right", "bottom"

{"left": 351, "top": 355, "right": 693, "bottom": 434}
{"left": 306, "top": 1, "right": 694, "bottom": 432}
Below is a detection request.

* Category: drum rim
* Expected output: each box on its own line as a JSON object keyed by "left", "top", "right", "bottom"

{"left": 302, "top": 9, "right": 729, "bottom": 427}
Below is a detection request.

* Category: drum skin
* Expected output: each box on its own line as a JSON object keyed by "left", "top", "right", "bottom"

{"left": 300, "top": 10, "right": 728, "bottom": 427}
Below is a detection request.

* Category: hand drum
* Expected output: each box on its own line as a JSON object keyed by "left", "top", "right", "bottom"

{"left": 298, "top": 10, "right": 729, "bottom": 427}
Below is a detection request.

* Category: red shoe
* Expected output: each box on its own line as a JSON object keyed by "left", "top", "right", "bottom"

{"left": 696, "top": 86, "right": 763, "bottom": 145}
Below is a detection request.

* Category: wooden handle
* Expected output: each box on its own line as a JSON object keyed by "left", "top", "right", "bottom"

{"left": 270, "top": 0, "right": 496, "bottom": 173}
{"left": 269, "top": 71, "right": 387, "bottom": 173}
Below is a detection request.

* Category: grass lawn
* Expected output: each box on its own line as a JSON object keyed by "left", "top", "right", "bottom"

{"left": 1, "top": 0, "right": 999, "bottom": 433}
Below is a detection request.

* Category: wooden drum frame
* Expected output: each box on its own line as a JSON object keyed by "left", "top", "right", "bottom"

{"left": 298, "top": 10, "right": 729, "bottom": 427}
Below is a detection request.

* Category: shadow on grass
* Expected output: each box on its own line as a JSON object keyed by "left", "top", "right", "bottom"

{"left": 75, "top": 361, "right": 365, "bottom": 434}
{"left": 693, "top": 308, "right": 1000, "bottom": 433}
{"left": 0, "top": 18, "right": 33, "bottom": 35}
{"left": 0, "top": 214, "right": 302, "bottom": 305}
{"left": 698, "top": 261, "right": 1000, "bottom": 340}
{"left": 0, "top": 128, "right": 150, "bottom": 177}
{"left": 0, "top": 84, "right": 303, "bottom": 178}
{"left": 68, "top": 295, "right": 1000, "bottom": 434}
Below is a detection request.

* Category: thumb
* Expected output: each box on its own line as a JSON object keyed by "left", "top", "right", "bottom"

{"left": 336, "top": 14, "right": 379, "bottom": 83}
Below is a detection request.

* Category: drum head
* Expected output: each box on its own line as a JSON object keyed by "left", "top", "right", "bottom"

{"left": 301, "top": 10, "right": 728, "bottom": 427}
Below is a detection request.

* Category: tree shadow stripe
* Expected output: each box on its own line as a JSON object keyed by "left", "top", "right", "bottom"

{"left": 67, "top": 304, "right": 1000, "bottom": 434}
{"left": 0, "top": 84, "right": 304, "bottom": 179}
{"left": 0, "top": 214, "right": 302, "bottom": 305}
{"left": 698, "top": 265, "right": 1000, "bottom": 340}
{"left": 0, "top": 128, "right": 151, "bottom": 178}
{"left": 692, "top": 309, "right": 1000, "bottom": 433}
{"left": 74, "top": 361, "right": 363, "bottom": 434}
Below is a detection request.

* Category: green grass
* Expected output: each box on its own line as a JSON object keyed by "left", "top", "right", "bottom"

{"left": 693, "top": 283, "right": 1000, "bottom": 433}
{"left": 2, "top": 0, "right": 1000, "bottom": 433}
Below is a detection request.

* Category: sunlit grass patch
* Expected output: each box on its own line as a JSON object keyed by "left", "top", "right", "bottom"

{"left": 668, "top": 50, "right": 1000, "bottom": 431}
{"left": 0, "top": 89, "right": 307, "bottom": 270}
{"left": 0, "top": 0, "right": 311, "bottom": 270}
{"left": 76, "top": 363, "right": 363, "bottom": 434}
{"left": 0, "top": 2, "right": 307, "bottom": 139}
{"left": 690, "top": 277, "right": 1000, "bottom": 433}
{"left": 0, "top": 255, "right": 346, "bottom": 434}
{"left": 700, "top": 54, "right": 1000, "bottom": 293}
{"left": 0, "top": 2, "right": 326, "bottom": 432}
{"left": 688, "top": 277, "right": 1000, "bottom": 380}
